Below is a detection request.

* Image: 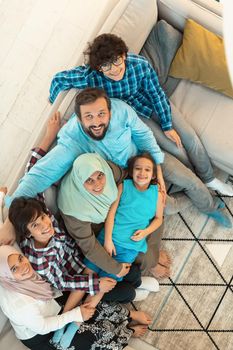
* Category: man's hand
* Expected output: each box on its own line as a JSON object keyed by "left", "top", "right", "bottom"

{"left": 164, "top": 129, "right": 182, "bottom": 148}
{"left": 0, "top": 188, "right": 16, "bottom": 245}
{"left": 116, "top": 262, "right": 131, "bottom": 278}
{"left": 131, "top": 229, "right": 147, "bottom": 241}
{"left": 0, "top": 218, "right": 16, "bottom": 246}
{"left": 156, "top": 172, "right": 167, "bottom": 205}
{"left": 159, "top": 189, "right": 166, "bottom": 207}
{"left": 0, "top": 187, "right": 7, "bottom": 195}
{"left": 99, "top": 277, "right": 116, "bottom": 293}
{"left": 104, "top": 239, "right": 116, "bottom": 256}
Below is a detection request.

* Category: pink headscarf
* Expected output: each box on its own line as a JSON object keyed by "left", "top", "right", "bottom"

{"left": 0, "top": 245, "right": 53, "bottom": 300}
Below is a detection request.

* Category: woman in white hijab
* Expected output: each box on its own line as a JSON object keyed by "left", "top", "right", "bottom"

{"left": 0, "top": 245, "right": 150, "bottom": 350}
{"left": 0, "top": 244, "right": 95, "bottom": 349}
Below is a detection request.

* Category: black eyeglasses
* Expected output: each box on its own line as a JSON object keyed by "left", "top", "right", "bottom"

{"left": 99, "top": 56, "right": 124, "bottom": 72}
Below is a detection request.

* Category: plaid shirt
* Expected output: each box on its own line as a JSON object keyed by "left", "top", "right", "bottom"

{"left": 20, "top": 148, "right": 99, "bottom": 295}
{"left": 49, "top": 53, "right": 172, "bottom": 131}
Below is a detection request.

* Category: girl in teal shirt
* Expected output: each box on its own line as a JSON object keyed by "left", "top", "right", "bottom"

{"left": 85, "top": 152, "right": 164, "bottom": 280}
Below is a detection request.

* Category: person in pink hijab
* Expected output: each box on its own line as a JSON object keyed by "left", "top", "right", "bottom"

{"left": 0, "top": 245, "right": 151, "bottom": 350}
{"left": 0, "top": 245, "right": 94, "bottom": 350}
{"left": 0, "top": 244, "right": 54, "bottom": 300}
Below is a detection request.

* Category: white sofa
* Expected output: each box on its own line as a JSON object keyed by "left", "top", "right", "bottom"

{"left": 1, "top": 0, "right": 232, "bottom": 349}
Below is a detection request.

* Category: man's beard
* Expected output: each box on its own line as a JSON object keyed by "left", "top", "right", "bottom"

{"left": 83, "top": 123, "right": 109, "bottom": 140}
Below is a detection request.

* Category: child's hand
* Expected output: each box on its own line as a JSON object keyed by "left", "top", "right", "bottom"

{"left": 131, "top": 229, "right": 147, "bottom": 241}
{"left": 104, "top": 240, "right": 116, "bottom": 256}
{"left": 80, "top": 303, "right": 96, "bottom": 321}
{"left": 99, "top": 277, "right": 116, "bottom": 293}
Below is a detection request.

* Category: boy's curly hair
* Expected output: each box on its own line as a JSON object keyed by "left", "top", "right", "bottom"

{"left": 84, "top": 33, "right": 128, "bottom": 70}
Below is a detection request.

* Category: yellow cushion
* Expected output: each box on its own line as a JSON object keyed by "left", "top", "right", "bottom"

{"left": 169, "top": 19, "right": 233, "bottom": 99}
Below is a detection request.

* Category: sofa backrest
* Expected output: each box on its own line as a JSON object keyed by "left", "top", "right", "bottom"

{"left": 98, "top": 0, "right": 158, "bottom": 53}
{"left": 157, "top": 0, "right": 222, "bottom": 36}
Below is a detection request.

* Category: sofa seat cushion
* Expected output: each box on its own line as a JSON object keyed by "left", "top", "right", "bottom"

{"left": 170, "top": 79, "right": 233, "bottom": 175}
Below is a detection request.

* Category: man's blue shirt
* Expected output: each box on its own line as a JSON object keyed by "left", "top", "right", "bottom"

{"left": 6, "top": 98, "right": 164, "bottom": 207}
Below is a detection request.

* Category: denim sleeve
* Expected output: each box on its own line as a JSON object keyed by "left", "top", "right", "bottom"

{"left": 6, "top": 144, "right": 78, "bottom": 208}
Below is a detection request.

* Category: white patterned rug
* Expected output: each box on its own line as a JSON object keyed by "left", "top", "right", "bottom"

{"left": 134, "top": 173, "right": 233, "bottom": 350}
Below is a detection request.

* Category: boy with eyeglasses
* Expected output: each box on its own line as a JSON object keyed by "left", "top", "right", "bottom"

{"left": 49, "top": 33, "right": 233, "bottom": 198}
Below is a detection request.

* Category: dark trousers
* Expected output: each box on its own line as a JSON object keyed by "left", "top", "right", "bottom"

{"left": 102, "top": 263, "right": 141, "bottom": 303}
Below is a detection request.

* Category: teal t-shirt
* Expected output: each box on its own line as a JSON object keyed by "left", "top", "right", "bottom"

{"left": 99, "top": 179, "right": 158, "bottom": 253}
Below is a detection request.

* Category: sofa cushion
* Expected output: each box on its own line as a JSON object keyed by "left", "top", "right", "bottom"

{"left": 169, "top": 19, "right": 233, "bottom": 99}
{"left": 140, "top": 20, "right": 182, "bottom": 97}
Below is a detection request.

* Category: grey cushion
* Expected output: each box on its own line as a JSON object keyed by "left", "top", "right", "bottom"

{"left": 140, "top": 20, "right": 182, "bottom": 97}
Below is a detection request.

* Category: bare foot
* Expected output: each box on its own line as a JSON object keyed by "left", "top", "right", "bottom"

{"left": 0, "top": 187, "right": 7, "bottom": 195}
{"left": 150, "top": 263, "right": 170, "bottom": 279}
{"left": 130, "top": 310, "right": 152, "bottom": 325}
{"left": 130, "top": 324, "right": 148, "bottom": 337}
{"left": 159, "top": 250, "right": 171, "bottom": 268}
{"left": 39, "top": 112, "right": 61, "bottom": 151}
